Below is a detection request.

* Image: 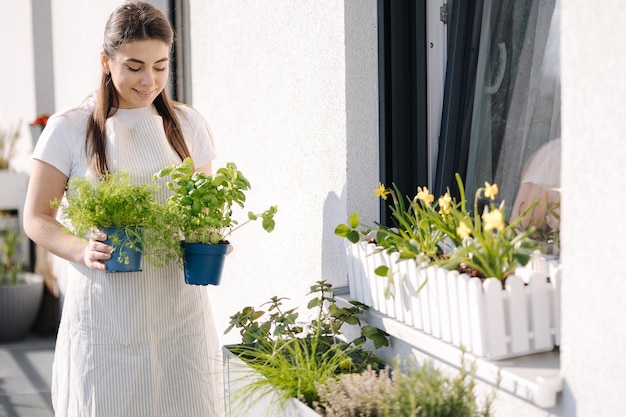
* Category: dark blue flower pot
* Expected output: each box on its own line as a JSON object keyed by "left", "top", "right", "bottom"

{"left": 102, "top": 226, "right": 143, "bottom": 273}
{"left": 182, "top": 242, "right": 230, "bottom": 286}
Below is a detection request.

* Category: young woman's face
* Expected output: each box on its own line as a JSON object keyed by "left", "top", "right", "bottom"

{"left": 101, "top": 39, "right": 170, "bottom": 109}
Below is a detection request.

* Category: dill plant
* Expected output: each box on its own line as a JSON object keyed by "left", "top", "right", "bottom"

{"left": 52, "top": 171, "right": 177, "bottom": 267}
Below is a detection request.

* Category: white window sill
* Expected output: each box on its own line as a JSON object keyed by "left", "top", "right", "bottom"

{"left": 337, "top": 294, "right": 562, "bottom": 409}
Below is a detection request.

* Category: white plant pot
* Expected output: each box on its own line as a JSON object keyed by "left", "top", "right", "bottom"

{"left": 345, "top": 241, "right": 561, "bottom": 360}
{"left": 0, "top": 273, "right": 44, "bottom": 342}
{"left": 223, "top": 346, "right": 322, "bottom": 417}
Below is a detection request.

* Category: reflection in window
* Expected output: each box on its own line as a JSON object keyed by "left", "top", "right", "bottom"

{"left": 465, "top": 0, "right": 561, "bottom": 210}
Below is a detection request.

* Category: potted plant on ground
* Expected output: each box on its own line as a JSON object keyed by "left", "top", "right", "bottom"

{"left": 154, "top": 157, "right": 277, "bottom": 286}
{"left": 52, "top": 171, "right": 172, "bottom": 272}
{"left": 0, "top": 214, "right": 44, "bottom": 342}
{"left": 223, "top": 280, "right": 390, "bottom": 416}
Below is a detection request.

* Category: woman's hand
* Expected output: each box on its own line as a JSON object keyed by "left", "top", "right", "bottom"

{"left": 82, "top": 231, "right": 114, "bottom": 271}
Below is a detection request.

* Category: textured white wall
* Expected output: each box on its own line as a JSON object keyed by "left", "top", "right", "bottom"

{"left": 560, "top": 1, "right": 626, "bottom": 416}
{"left": 189, "top": 1, "right": 380, "bottom": 345}
{"left": 50, "top": 0, "right": 169, "bottom": 111}
{"left": 0, "top": 0, "right": 37, "bottom": 173}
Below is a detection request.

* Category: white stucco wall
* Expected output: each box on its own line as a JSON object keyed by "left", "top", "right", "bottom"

{"left": 560, "top": 1, "right": 626, "bottom": 416}
{"left": 50, "top": 0, "right": 169, "bottom": 111}
{"left": 189, "top": 1, "right": 380, "bottom": 345}
{"left": 0, "top": 0, "right": 37, "bottom": 173}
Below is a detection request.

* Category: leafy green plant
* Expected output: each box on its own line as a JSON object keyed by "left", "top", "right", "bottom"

{"left": 225, "top": 280, "right": 389, "bottom": 408}
{"left": 154, "top": 157, "right": 277, "bottom": 245}
{"left": 433, "top": 174, "right": 540, "bottom": 281}
{"left": 335, "top": 182, "right": 463, "bottom": 263}
{"left": 337, "top": 174, "right": 541, "bottom": 283}
{"left": 52, "top": 171, "right": 176, "bottom": 266}
{"left": 0, "top": 215, "right": 24, "bottom": 285}
{"left": 314, "top": 356, "right": 495, "bottom": 417}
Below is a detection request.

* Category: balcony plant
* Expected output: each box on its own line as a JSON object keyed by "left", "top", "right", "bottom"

{"left": 52, "top": 171, "right": 172, "bottom": 272}
{"left": 0, "top": 123, "right": 20, "bottom": 170}
{"left": 336, "top": 175, "right": 560, "bottom": 360}
{"left": 0, "top": 215, "right": 44, "bottom": 341}
{"left": 154, "top": 157, "right": 277, "bottom": 286}
{"left": 223, "top": 280, "right": 390, "bottom": 415}
{"left": 313, "top": 356, "right": 495, "bottom": 417}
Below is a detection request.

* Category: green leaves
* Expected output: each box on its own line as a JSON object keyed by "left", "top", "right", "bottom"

{"left": 336, "top": 172, "right": 542, "bottom": 282}
{"left": 155, "top": 157, "right": 277, "bottom": 244}
{"left": 225, "top": 280, "right": 390, "bottom": 408}
{"left": 334, "top": 212, "right": 364, "bottom": 244}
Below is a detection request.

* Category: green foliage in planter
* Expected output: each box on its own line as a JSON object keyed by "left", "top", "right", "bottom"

{"left": 154, "top": 157, "right": 277, "bottom": 245}
{"left": 225, "top": 280, "right": 390, "bottom": 408}
{"left": 52, "top": 172, "right": 177, "bottom": 267}
{"left": 336, "top": 173, "right": 541, "bottom": 282}
{"left": 0, "top": 218, "right": 24, "bottom": 285}
{"left": 314, "top": 356, "right": 495, "bottom": 417}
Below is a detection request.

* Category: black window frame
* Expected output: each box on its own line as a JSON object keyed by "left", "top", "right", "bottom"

{"left": 377, "top": 0, "right": 429, "bottom": 224}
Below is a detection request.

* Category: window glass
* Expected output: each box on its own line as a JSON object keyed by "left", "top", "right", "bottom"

{"left": 464, "top": 0, "right": 561, "bottom": 212}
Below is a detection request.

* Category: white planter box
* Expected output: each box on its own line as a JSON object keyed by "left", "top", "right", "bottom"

{"left": 223, "top": 346, "right": 321, "bottom": 417}
{"left": 345, "top": 240, "right": 561, "bottom": 360}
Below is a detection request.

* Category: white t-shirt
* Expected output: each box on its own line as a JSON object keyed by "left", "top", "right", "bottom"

{"left": 33, "top": 97, "right": 217, "bottom": 179}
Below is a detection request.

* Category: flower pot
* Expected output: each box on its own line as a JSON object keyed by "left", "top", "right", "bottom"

{"left": 0, "top": 273, "right": 44, "bottom": 342}
{"left": 182, "top": 242, "right": 230, "bottom": 286}
{"left": 345, "top": 240, "right": 561, "bottom": 360}
{"left": 102, "top": 226, "right": 143, "bottom": 273}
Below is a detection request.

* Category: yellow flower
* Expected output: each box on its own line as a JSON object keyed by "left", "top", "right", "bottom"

{"left": 374, "top": 183, "right": 389, "bottom": 200}
{"left": 484, "top": 182, "right": 499, "bottom": 200}
{"left": 438, "top": 192, "right": 452, "bottom": 216}
{"left": 482, "top": 208, "right": 504, "bottom": 232}
{"left": 456, "top": 222, "right": 471, "bottom": 240}
{"left": 415, "top": 187, "right": 434, "bottom": 205}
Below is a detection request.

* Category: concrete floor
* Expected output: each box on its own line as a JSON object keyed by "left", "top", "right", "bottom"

{"left": 0, "top": 335, "right": 55, "bottom": 417}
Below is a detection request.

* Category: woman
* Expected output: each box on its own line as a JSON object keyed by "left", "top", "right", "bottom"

{"left": 23, "top": 2, "right": 222, "bottom": 416}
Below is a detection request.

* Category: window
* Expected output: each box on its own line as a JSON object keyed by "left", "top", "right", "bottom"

{"left": 380, "top": 0, "right": 561, "bottom": 220}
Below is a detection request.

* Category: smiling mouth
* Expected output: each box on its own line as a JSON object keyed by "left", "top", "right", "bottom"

{"left": 133, "top": 89, "right": 153, "bottom": 98}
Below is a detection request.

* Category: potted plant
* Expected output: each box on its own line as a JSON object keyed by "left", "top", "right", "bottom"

{"left": 0, "top": 123, "right": 20, "bottom": 170}
{"left": 53, "top": 171, "right": 172, "bottom": 272}
{"left": 155, "top": 157, "right": 277, "bottom": 286}
{"left": 223, "top": 280, "right": 390, "bottom": 416}
{"left": 336, "top": 175, "right": 561, "bottom": 360}
{"left": 0, "top": 214, "right": 44, "bottom": 342}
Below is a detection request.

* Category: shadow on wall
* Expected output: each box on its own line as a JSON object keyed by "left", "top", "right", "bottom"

{"left": 322, "top": 189, "right": 347, "bottom": 288}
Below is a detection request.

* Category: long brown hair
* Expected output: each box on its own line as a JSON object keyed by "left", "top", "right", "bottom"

{"left": 87, "top": 1, "right": 190, "bottom": 176}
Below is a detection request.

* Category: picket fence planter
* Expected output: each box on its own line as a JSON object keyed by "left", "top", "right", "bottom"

{"left": 345, "top": 240, "right": 561, "bottom": 360}
{"left": 223, "top": 346, "right": 321, "bottom": 417}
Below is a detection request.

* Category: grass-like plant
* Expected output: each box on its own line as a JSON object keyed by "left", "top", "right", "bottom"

{"left": 0, "top": 217, "right": 24, "bottom": 285}
{"left": 225, "top": 280, "right": 389, "bottom": 409}
{"left": 53, "top": 172, "right": 176, "bottom": 267}
{"left": 154, "top": 157, "right": 277, "bottom": 245}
